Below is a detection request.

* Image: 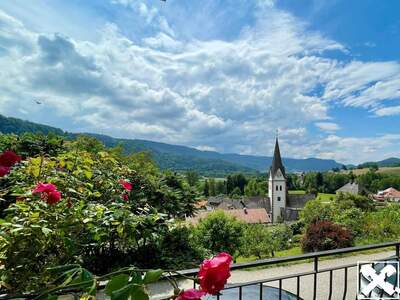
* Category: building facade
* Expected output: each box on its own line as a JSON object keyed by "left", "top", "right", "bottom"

{"left": 268, "top": 137, "right": 287, "bottom": 223}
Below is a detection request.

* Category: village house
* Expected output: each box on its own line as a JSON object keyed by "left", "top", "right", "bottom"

{"left": 372, "top": 187, "right": 400, "bottom": 202}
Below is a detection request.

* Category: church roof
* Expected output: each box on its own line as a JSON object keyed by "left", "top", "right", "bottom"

{"left": 270, "top": 137, "right": 286, "bottom": 178}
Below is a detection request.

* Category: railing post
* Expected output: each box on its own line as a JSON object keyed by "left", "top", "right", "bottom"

{"left": 313, "top": 257, "right": 318, "bottom": 300}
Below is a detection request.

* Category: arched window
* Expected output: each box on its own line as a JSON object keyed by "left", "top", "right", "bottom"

{"left": 280, "top": 185, "right": 282, "bottom": 191}
{"left": 276, "top": 185, "right": 278, "bottom": 191}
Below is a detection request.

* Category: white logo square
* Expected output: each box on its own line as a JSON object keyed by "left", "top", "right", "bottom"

{"left": 357, "top": 261, "right": 400, "bottom": 300}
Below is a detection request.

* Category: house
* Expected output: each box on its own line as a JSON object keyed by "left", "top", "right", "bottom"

{"left": 373, "top": 187, "right": 400, "bottom": 202}
{"left": 336, "top": 182, "right": 368, "bottom": 195}
{"left": 187, "top": 208, "right": 271, "bottom": 225}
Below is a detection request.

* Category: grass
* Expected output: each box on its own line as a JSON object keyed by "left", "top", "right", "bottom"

{"left": 342, "top": 166, "right": 400, "bottom": 176}
{"left": 288, "top": 190, "right": 306, "bottom": 195}
{"left": 316, "top": 193, "right": 336, "bottom": 202}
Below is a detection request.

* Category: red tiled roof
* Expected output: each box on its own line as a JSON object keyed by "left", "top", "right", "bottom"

{"left": 382, "top": 187, "right": 400, "bottom": 198}
{"left": 187, "top": 208, "right": 271, "bottom": 225}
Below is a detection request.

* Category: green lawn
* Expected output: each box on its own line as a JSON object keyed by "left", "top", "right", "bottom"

{"left": 316, "top": 193, "right": 336, "bottom": 202}
{"left": 288, "top": 190, "right": 306, "bottom": 195}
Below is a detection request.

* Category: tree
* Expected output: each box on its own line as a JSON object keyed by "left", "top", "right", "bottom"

{"left": 230, "top": 186, "right": 242, "bottom": 199}
{"left": 195, "top": 211, "right": 244, "bottom": 256}
{"left": 301, "top": 221, "right": 353, "bottom": 252}
{"left": 186, "top": 170, "right": 200, "bottom": 187}
{"left": 240, "top": 225, "right": 275, "bottom": 259}
{"left": 203, "top": 180, "right": 209, "bottom": 197}
{"left": 301, "top": 199, "right": 335, "bottom": 225}
{"left": 215, "top": 180, "right": 227, "bottom": 195}
{"left": 209, "top": 178, "right": 216, "bottom": 196}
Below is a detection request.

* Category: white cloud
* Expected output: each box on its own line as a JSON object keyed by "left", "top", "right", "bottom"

{"left": 0, "top": 3, "right": 400, "bottom": 163}
{"left": 374, "top": 105, "right": 400, "bottom": 116}
{"left": 315, "top": 122, "right": 340, "bottom": 132}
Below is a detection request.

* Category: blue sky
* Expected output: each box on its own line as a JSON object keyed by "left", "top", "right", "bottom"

{"left": 0, "top": 0, "right": 399, "bottom": 164}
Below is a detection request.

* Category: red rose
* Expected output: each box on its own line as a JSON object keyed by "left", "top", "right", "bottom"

{"left": 0, "top": 166, "right": 11, "bottom": 177}
{"left": 0, "top": 150, "right": 21, "bottom": 167}
{"left": 33, "top": 182, "right": 62, "bottom": 205}
{"left": 176, "top": 289, "right": 206, "bottom": 300}
{"left": 198, "top": 252, "right": 232, "bottom": 295}
{"left": 47, "top": 191, "right": 62, "bottom": 205}
{"left": 120, "top": 180, "right": 132, "bottom": 191}
{"left": 123, "top": 193, "right": 129, "bottom": 201}
{"left": 33, "top": 183, "right": 57, "bottom": 194}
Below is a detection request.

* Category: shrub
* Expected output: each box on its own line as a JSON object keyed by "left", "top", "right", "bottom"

{"left": 240, "top": 224, "right": 274, "bottom": 259}
{"left": 301, "top": 220, "right": 354, "bottom": 252}
{"left": 195, "top": 211, "right": 244, "bottom": 257}
{"left": 300, "top": 199, "right": 335, "bottom": 225}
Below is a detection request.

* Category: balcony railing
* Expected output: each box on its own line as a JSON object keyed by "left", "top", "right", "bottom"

{"left": 165, "top": 241, "right": 400, "bottom": 300}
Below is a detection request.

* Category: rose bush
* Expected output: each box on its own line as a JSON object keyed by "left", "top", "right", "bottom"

{"left": 0, "top": 133, "right": 200, "bottom": 292}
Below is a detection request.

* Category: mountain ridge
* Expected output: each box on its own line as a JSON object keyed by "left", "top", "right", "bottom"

{"left": 0, "top": 114, "right": 351, "bottom": 175}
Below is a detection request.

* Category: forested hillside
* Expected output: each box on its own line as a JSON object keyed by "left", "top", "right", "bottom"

{"left": 0, "top": 114, "right": 348, "bottom": 175}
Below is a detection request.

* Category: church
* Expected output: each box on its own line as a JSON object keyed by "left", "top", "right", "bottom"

{"left": 268, "top": 137, "right": 314, "bottom": 223}
{"left": 200, "top": 136, "right": 314, "bottom": 224}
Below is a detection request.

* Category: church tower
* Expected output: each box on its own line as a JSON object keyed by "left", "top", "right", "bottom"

{"left": 268, "top": 136, "right": 287, "bottom": 223}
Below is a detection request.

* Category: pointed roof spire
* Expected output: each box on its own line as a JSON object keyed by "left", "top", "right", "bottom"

{"left": 270, "top": 134, "right": 286, "bottom": 178}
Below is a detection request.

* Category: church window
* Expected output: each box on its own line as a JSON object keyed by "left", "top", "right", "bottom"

{"left": 276, "top": 185, "right": 278, "bottom": 191}
{"left": 277, "top": 196, "right": 281, "bottom": 201}
{"left": 280, "top": 185, "right": 282, "bottom": 191}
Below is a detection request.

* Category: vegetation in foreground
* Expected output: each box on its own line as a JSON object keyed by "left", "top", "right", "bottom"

{"left": 1, "top": 132, "right": 400, "bottom": 296}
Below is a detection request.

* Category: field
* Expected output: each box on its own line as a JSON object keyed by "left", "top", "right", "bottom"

{"left": 288, "top": 190, "right": 306, "bottom": 195}
{"left": 343, "top": 166, "right": 400, "bottom": 176}
{"left": 316, "top": 193, "right": 336, "bottom": 202}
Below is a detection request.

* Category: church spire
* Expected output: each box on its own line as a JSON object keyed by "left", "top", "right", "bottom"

{"left": 270, "top": 135, "right": 286, "bottom": 178}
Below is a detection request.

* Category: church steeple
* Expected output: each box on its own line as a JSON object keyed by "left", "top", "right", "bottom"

{"left": 270, "top": 137, "right": 286, "bottom": 178}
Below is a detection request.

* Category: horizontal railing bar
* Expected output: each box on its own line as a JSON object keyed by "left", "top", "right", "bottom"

{"left": 174, "top": 241, "right": 400, "bottom": 277}
{"left": 220, "top": 255, "right": 397, "bottom": 290}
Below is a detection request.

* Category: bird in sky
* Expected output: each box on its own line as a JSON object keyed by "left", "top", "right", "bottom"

{"left": 34, "top": 100, "right": 42, "bottom": 105}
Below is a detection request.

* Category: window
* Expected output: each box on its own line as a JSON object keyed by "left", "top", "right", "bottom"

{"left": 280, "top": 185, "right": 282, "bottom": 191}
{"left": 276, "top": 185, "right": 278, "bottom": 191}
{"left": 277, "top": 196, "right": 281, "bottom": 201}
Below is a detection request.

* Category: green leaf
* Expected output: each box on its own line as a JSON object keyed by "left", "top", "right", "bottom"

{"left": 130, "top": 271, "right": 143, "bottom": 284}
{"left": 105, "top": 274, "right": 130, "bottom": 296}
{"left": 42, "top": 227, "right": 52, "bottom": 236}
{"left": 130, "top": 285, "right": 149, "bottom": 300}
{"left": 110, "top": 284, "right": 132, "bottom": 300}
{"left": 47, "top": 295, "right": 58, "bottom": 300}
{"left": 143, "top": 269, "right": 163, "bottom": 284}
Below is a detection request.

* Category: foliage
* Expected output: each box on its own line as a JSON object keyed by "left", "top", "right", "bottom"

{"left": 185, "top": 170, "right": 200, "bottom": 187}
{"left": 334, "top": 192, "right": 375, "bottom": 212}
{"left": 300, "top": 199, "right": 335, "bottom": 225}
{"left": 240, "top": 224, "right": 275, "bottom": 259}
{"left": 226, "top": 174, "right": 248, "bottom": 195}
{"left": 244, "top": 178, "right": 267, "bottom": 197}
{"left": 21, "top": 252, "right": 233, "bottom": 300}
{"left": 301, "top": 221, "right": 354, "bottom": 252}
{"left": 195, "top": 211, "right": 244, "bottom": 257}
{"left": 0, "top": 133, "right": 200, "bottom": 292}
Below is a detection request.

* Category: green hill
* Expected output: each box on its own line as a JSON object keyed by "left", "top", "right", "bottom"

{"left": 0, "top": 114, "right": 345, "bottom": 176}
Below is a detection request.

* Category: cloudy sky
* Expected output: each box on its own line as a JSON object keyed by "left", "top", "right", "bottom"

{"left": 0, "top": 0, "right": 400, "bottom": 164}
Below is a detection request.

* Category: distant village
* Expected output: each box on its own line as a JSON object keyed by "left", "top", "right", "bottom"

{"left": 188, "top": 137, "right": 400, "bottom": 225}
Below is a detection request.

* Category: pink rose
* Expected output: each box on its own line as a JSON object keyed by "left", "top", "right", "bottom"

{"left": 198, "top": 252, "right": 232, "bottom": 295}
{"left": 176, "top": 289, "right": 206, "bottom": 300}
{"left": 33, "top": 183, "right": 62, "bottom": 205}
{"left": 120, "top": 180, "right": 132, "bottom": 191}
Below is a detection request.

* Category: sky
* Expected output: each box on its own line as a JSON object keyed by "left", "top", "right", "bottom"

{"left": 0, "top": 0, "right": 400, "bottom": 164}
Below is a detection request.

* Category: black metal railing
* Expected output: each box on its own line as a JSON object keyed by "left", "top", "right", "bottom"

{"left": 166, "top": 241, "right": 400, "bottom": 300}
